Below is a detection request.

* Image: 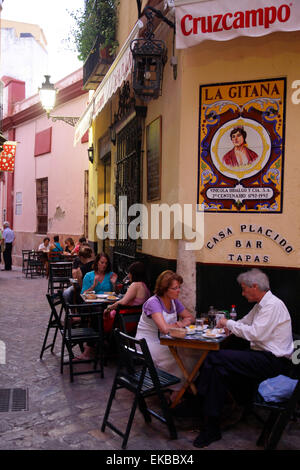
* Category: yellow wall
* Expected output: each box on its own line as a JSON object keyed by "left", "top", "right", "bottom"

{"left": 116, "top": 0, "right": 139, "bottom": 48}
{"left": 91, "top": 5, "right": 300, "bottom": 269}
{"left": 178, "top": 31, "right": 300, "bottom": 268}
{"left": 141, "top": 32, "right": 183, "bottom": 260}
{"left": 88, "top": 126, "right": 98, "bottom": 244}
{"left": 91, "top": 102, "right": 114, "bottom": 250}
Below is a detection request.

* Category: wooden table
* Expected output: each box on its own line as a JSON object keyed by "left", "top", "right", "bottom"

{"left": 160, "top": 332, "right": 227, "bottom": 408}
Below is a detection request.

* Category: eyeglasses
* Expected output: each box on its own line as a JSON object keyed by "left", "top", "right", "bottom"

{"left": 169, "top": 286, "right": 181, "bottom": 291}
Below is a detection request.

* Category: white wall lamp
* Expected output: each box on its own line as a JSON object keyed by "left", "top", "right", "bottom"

{"left": 39, "top": 75, "right": 80, "bottom": 127}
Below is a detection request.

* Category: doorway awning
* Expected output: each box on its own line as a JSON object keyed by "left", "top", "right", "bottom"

{"left": 74, "top": 20, "right": 143, "bottom": 146}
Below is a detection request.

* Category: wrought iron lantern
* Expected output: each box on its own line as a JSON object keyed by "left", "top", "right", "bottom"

{"left": 130, "top": 10, "right": 168, "bottom": 100}
{"left": 87, "top": 144, "right": 94, "bottom": 164}
{"left": 109, "top": 124, "right": 116, "bottom": 145}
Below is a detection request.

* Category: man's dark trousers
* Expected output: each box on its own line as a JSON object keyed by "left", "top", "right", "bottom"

{"left": 3, "top": 242, "right": 12, "bottom": 270}
{"left": 196, "top": 347, "right": 290, "bottom": 417}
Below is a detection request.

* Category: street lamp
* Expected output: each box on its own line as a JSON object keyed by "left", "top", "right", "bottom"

{"left": 39, "top": 75, "right": 80, "bottom": 127}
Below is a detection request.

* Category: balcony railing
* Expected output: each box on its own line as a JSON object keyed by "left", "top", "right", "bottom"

{"left": 83, "top": 36, "right": 114, "bottom": 90}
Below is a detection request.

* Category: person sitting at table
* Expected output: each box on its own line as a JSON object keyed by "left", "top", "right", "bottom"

{"left": 71, "top": 237, "right": 87, "bottom": 256}
{"left": 63, "top": 245, "right": 95, "bottom": 304}
{"left": 49, "top": 235, "right": 64, "bottom": 261}
{"left": 193, "top": 268, "right": 293, "bottom": 449}
{"left": 38, "top": 237, "right": 50, "bottom": 252}
{"left": 38, "top": 237, "right": 51, "bottom": 275}
{"left": 64, "top": 237, "right": 75, "bottom": 255}
{"left": 75, "top": 252, "right": 117, "bottom": 360}
{"left": 81, "top": 252, "right": 117, "bottom": 295}
{"left": 135, "top": 270, "right": 199, "bottom": 403}
{"left": 104, "top": 261, "right": 150, "bottom": 333}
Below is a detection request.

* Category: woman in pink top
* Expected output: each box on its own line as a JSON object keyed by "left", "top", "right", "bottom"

{"left": 104, "top": 261, "right": 150, "bottom": 332}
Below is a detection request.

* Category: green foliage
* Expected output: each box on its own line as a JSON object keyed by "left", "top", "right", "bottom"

{"left": 68, "top": 0, "right": 119, "bottom": 62}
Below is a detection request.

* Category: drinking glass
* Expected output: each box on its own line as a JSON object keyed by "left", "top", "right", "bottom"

{"left": 195, "top": 316, "right": 205, "bottom": 330}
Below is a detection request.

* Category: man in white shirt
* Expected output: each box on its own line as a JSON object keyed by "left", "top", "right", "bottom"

{"left": 193, "top": 268, "right": 293, "bottom": 449}
{"left": 38, "top": 237, "right": 50, "bottom": 252}
{"left": 1, "top": 221, "right": 15, "bottom": 271}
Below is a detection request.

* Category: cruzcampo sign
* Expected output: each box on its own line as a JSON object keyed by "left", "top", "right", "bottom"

{"left": 175, "top": 0, "right": 300, "bottom": 49}
{"left": 197, "top": 77, "right": 286, "bottom": 213}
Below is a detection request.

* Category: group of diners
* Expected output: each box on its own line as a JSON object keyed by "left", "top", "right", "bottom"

{"left": 55, "top": 250, "right": 294, "bottom": 449}
{"left": 37, "top": 235, "right": 87, "bottom": 275}
{"left": 38, "top": 235, "right": 87, "bottom": 258}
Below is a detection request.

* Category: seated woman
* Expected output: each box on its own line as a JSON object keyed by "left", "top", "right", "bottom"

{"left": 76, "top": 252, "right": 117, "bottom": 360}
{"left": 81, "top": 252, "right": 117, "bottom": 295}
{"left": 104, "top": 261, "right": 150, "bottom": 333}
{"left": 71, "top": 237, "right": 87, "bottom": 256}
{"left": 135, "top": 270, "right": 199, "bottom": 403}
{"left": 63, "top": 245, "right": 95, "bottom": 304}
{"left": 64, "top": 237, "right": 75, "bottom": 255}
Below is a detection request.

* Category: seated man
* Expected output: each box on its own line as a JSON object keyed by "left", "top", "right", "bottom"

{"left": 38, "top": 236, "right": 51, "bottom": 275}
{"left": 193, "top": 268, "right": 294, "bottom": 448}
{"left": 38, "top": 237, "right": 50, "bottom": 252}
{"left": 63, "top": 245, "right": 94, "bottom": 305}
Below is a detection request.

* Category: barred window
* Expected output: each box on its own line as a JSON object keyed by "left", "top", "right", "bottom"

{"left": 36, "top": 178, "right": 48, "bottom": 234}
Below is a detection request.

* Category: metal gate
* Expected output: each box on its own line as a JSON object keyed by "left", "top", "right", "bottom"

{"left": 113, "top": 116, "right": 142, "bottom": 275}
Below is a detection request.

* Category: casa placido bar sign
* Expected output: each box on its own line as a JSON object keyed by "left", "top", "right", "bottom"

{"left": 175, "top": 0, "right": 300, "bottom": 49}
{"left": 198, "top": 77, "right": 286, "bottom": 212}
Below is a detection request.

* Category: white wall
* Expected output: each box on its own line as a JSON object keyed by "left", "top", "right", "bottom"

{"left": 1, "top": 28, "right": 48, "bottom": 97}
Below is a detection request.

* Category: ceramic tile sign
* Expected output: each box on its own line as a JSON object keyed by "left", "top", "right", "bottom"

{"left": 198, "top": 78, "right": 285, "bottom": 212}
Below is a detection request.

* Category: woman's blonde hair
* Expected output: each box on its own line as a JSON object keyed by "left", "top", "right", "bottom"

{"left": 154, "top": 270, "right": 183, "bottom": 297}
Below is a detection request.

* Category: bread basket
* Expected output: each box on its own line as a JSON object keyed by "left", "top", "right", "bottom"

{"left": 85, "top": 293, "right": 97, "bottom": 300}
{"left": 169, "top": 328, "right": 186, "bottom": 339}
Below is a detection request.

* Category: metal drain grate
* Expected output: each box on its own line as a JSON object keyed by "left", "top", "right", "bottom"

{"left": 0, "top": 388, "right": 28, "bottom": 412}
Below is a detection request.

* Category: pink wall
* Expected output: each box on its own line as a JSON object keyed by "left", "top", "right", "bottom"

{"left": 13, "top": 92, "right": 89, "bottom": 236}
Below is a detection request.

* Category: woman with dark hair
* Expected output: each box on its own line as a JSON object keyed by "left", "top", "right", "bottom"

{"left": 64, "top": 237, "right": 75, "bottom": 255}
{"left": 76, "top": 253, "right": 117, "bottom": 360}
{"left": 81, "top": 252, "right": 117, "bottom": 295}
{"left": 222, "top": 126, "right": 259, "bottom": 167}
{"left": 136, "top": 270, "right": 199, "bottom": 402}
{"left": 104, "top": 262, "right": 150, "bottom": 332}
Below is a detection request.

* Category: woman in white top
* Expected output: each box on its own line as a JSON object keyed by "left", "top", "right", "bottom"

{"left": 136, "top": 270, "right": 200, "bottom": 402}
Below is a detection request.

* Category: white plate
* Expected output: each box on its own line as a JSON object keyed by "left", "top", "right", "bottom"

{"left": 216, "top": 328, "right": 225, "bottom": 334}
{"left": 202, "top": 333, "right": 223, "bottom": 339}
{"left": 196, "top": 325, "right": 208, "bottom": 332}
{"left": 96, "top": 294, "right": 108, "bottom": 298}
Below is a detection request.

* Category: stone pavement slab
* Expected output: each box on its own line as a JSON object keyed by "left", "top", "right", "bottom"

{"left": 0, "top": 267, "right": 299, "bottom": 452}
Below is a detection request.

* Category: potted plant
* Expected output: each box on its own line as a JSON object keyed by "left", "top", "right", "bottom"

{"left": 68, "top": 0, "right": 119, "bottom": 62}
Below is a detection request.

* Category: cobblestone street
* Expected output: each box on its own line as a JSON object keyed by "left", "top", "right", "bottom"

{"left": 0, "top": 267, "right": 299, "bottom": 452}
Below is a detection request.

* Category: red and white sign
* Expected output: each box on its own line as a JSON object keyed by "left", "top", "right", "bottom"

{"left": 175, "top": 0, "right": 300, "bottom": 49}
{"left": 0, "top": 141, "right": 17, "bottom": 173}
